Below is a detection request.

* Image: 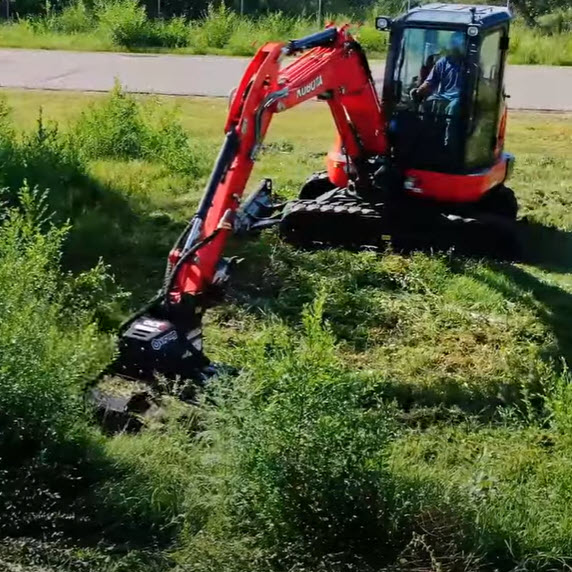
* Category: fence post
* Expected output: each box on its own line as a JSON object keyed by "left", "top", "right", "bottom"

{"left": 317, "top": 0, "right": 323, "bottom": 27}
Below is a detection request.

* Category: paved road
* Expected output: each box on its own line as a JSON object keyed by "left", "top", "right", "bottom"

{"left": 1, "top": 48, "right": 571, "bottom": 111}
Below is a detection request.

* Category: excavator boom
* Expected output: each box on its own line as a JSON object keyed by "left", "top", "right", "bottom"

{"left": 174, "top": 26, "right": 386, "bottom": 298}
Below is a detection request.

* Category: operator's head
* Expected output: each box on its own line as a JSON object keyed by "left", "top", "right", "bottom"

{"left": 448, "top": 31, "right": 465, "bottom": 56}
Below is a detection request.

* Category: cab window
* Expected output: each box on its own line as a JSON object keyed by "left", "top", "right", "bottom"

{"left": 390, "top": 27, "right": 466, "bottom": 171}
{"left": 465, "top": 29, "right": 504, "bottom": 168}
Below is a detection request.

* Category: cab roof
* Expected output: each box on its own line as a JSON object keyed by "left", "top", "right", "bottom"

{"left": 396, "top": 3, "right": 512, "bottom": 28}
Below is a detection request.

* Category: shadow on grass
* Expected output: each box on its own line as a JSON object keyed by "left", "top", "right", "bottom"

{"left": 0, "top": 432, "right": 179, "bottom": 570}
{"left": 519, "top": 219, "right": 572, "bottom": 275}
{"left": 61, "top": 179, "right": 180, "bottom": 308}
{"left": 479, "top": 221, "right": 572, "bottom": 366}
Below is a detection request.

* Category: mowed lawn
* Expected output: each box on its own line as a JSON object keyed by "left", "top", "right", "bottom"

{"left": 1, "top": 88, "right": 572, "bottom": 570}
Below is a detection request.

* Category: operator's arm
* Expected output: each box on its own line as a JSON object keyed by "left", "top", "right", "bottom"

{"left": 412, "top": 57, "right": 443, "bottom": 100}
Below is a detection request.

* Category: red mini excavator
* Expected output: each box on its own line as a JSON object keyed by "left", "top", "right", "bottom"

{"left": 109, "top": 4, "right": 517, "bottom": 387}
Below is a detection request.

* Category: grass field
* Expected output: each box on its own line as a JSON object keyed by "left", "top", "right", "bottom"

{"left": 1, "top": 87, "right": 572, "bottom": 570}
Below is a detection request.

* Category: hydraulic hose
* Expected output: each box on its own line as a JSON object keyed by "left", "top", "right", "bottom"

{"left": 163, "top": 228, "right": 222, "bottom": 302}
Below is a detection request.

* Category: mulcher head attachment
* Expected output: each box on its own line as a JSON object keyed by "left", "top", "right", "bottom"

{"left": 112, "top": 312, "right": 213, "bottom": 385}
{"left": 92, "top": 302, "right": 215, "bottom": 433}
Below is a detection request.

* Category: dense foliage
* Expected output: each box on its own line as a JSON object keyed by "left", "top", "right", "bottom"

{"left": 1, "top": 0, "right": 570, "bottom": 65}
{"left": 15, "top": 0, "right": 381, "bottom": 18}
{"left": 11, "top": 0, "right": 572, "bottom": 22}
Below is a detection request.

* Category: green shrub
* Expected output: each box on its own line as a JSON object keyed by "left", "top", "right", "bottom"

{"left": 225, "top": 18, "right": 259, "bottom": 55}
{"left": 256, "top": 10, "right": 298, "bottom": 38}
{"left": 74, "top": 82, "right": 147, "bottom": 159}
{"left": 180, "top": 297, "right": 404, "bottom": 570}
{"left": 192, "top": 3, "right": 238, "bottom": 50}
{"left": 510, "top": 23, "right": 572, "bottom": 65}
{"left": 357, "top": 21, "right": 388, "bottom": 54}
{"left": 373, "top": 0, "right": 407, "bottom": 17}
{"left": 96, "top": 0, "right": 149, "bottom": 47}
{"left": 223, "top": 13, "right": 315, "bottom": 56}
{"left": 0, "top": 186, "right": 112, "bottom": 452}
{"left": 537, "top": 8, "right": 572, "bottom": 34}
{"left": 52, "top": 0, "right": 93, "bottom": 34}
{"left": 0, "top": 102, "right": 100, "bottom": 219}
{"left": 73, "top": 83, "right": 209, "bottom": 175}
{"left": 153, "top": 16, "right": 190, "bottom": 48}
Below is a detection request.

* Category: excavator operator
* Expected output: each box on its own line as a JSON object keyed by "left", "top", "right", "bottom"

{"left": 410, "top": 31, "right": 466, "bottom": 116}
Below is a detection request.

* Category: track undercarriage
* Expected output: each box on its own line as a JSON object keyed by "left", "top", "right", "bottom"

{"left": 280, "top": 185, "right": 518, "bottom": 258}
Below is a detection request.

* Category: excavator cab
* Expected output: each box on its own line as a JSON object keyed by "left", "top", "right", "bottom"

{"left": 379, "top": 4, "right": 512, "bottom": 177}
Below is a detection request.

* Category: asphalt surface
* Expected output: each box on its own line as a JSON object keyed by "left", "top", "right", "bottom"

{"left": 1, "top": 48, "right": 571, "bottom": 111}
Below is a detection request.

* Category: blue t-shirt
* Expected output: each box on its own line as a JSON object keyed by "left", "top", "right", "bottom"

{"left": 425, "top": 56, "right": 462, "bottom": 98}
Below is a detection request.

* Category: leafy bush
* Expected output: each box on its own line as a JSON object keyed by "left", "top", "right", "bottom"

{"left": 96, "top": 0, "right": 149, "bottom": 47}
{"left": 0, "top": 101, "right": 101, "bottom": 219}
{"left": 0, "top": 186, "right": 112, "bottom": 453}
{"left": 356, "top": 21, "right": 389, "bottom": 54}
{"left": 180, "top": 297, "right": 405, "bottom": 570}
{"left": 75, "top": 83, "right": 147, "bottom": 159}
{"left": 73, "top": 83, "right": 208, "bottom": 175}
{"left": 191, "top": 3, "right": 238, "bottom": 50}
{"left": 537, "top": 7, "right": 572, "bottom": 34}
{"left": 153, "top": 16, "right": 190, "bottom": 47}
{"left": 51, "top": 0, "right": 93, "bottom": 33}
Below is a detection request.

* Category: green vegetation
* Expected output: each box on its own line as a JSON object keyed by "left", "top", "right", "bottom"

{"left": 1, "top": 87, "right": 572, "bottom": 570}
{"left": 1, "top": 0, "right": 572, "bottom": 64}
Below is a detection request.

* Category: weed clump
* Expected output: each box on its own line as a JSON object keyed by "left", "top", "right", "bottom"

{"left": 0, "top": 99, "right": 99, "bottom": 219}
{"left": 73, "top": 83, "right": 208, "bottom": 176}
{"left": 190, "top": 3, "right": 238, "bottom": 51}
{"left": 0, "top": 186, "right": 116, "bottom": 540}
{"left": 95, "top": 0, "right": 149, "bottom": 47}
{"left": 0, "top": 186, "right": 112, "bottom": 452}
{"left": 50, "top": 0, "right": 93, "bottom": 34}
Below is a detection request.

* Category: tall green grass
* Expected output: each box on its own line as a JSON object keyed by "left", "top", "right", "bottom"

{"left": 0, "top": 0, "right": 570, "bottom": 64}
{"left": 74, "top": 82, "right": 210, "bottom": 175}
{"left": 0, "top": 187, "right": 111, "bottom": 452}
{"left": 179, "top": 299, "right": 403, "bottom": 571}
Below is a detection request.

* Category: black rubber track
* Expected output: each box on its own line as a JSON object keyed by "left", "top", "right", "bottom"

{"left": 280, "top": 195, "right": 520, "bottom": 260}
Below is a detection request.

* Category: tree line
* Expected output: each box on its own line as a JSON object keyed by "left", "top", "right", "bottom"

{"left": 10, "top": 0, "right": 571, "bottom": 27}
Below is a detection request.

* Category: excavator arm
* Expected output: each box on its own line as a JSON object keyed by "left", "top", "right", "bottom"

{"left": 174, "top": 26, "right": 386, "bottom": 299}
{"left": 111, "top": 26, "right": 387, "bottom": 384}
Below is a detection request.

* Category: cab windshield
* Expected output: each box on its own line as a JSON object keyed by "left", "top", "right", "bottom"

{"left": 391, "top": 27, "right": 467, "bottom": 170}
